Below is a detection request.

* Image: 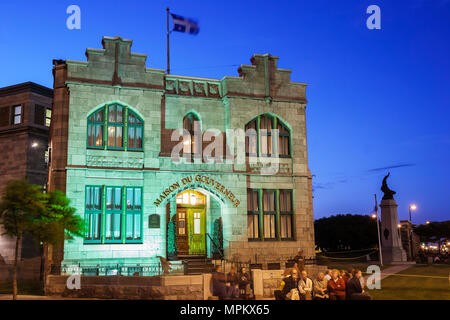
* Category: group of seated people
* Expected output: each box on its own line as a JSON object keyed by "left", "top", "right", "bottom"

{"left": 275, "top": 267, "right": 371, "bottom": 300}
{"left": 211, "top": 265, "right": 254, "bottom": 299}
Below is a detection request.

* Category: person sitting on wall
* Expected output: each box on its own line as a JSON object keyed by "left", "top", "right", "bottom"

{"left": 294, "top": 249, "right": 305, "bottom": 271}
{"left": 340, "top": 269, "right": 350, "bottom": 284}
{"left": 238, "top": 267, "right": 253, "bottom": 299}
{"left": 324, "top": 269, "right": 332, "bottom": 282}
{"left": 274, "top": 268, "right": 300, "bottom": 300}
{"left": 226, "top": 266, "right": 240, "bottom": 298}
{"left": 212, "top": 265, "right": 239, "bottom": 299}
{"left": 327, "top": 269, "right": 346, "bottom": 300}
{"left": 313, "top": 272, "right": 329, "bottom": 300}
{"left": 346, "top": 269, "right": 371, "bottom": 300}
{"left": 298, "top": 270, "right": 313, "bottom": 300}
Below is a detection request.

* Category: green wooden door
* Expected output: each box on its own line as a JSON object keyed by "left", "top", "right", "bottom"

{"left": 188, "top": 208, "right": 206, "bottom": 255}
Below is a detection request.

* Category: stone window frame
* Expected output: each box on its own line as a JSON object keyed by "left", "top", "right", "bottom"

{"left": 247, "top": 189, "right": 260, "bottom": 241}
{"left": 86, "top": 103, "right": 144, "bottom": 152}
{"left": 247, "top": 188, "right": 296, "bottom": 242}
{"left": 84, "top": 186, "right": 103, "bottom": 243}
{"left": 182, "top": 112, "right": 202, "bottom": 160}
{"left": 45, "top": 108, "right": 52, "bottom": 127}
{"left": 244, "top": 114, "right": 292, "bottom": 158}
{"left": 84, "top": 185, "right": 143, "bottom": 245}
{"left": 12, "top": 105, "right": 23, "bottom": 125}
{"left": 279, "top": 189, "right": 294, "bottom": 240}
{"left": 262, "top": 189, "right": 278, "bottom": 240}
{"left": 105, "top": 186, "right": 123, "bottom": 242}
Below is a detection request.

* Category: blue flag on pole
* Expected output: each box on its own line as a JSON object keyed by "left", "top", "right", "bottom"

{"left": 170, "top": 13, "right": 199, "bottom": 35}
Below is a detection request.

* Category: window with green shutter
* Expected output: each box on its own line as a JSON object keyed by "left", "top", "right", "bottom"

{"left": 85, "top": 186, "right": 102, "bottom": 243}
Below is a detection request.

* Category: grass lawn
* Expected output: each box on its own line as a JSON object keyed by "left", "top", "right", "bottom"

{"left": 321, "top": 262, "right": 388, "bottom": 272}
{"left": 0, "top": 280, "right": 43, "bottom": 296}
{"left": 368, "top": 265, "right": 450, "bottom": 300}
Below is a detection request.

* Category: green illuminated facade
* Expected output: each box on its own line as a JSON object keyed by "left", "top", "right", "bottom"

{"left": 48, "top": 36, "right": 315, "bottom": 268}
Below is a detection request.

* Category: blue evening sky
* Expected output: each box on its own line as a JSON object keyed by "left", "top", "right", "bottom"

{"left": 0, "top": 0, "right": 449, "bottom": 223}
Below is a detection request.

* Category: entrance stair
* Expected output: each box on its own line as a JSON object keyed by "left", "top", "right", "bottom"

{"left": 182, "top": 256, "right": 215, "bottom": 275}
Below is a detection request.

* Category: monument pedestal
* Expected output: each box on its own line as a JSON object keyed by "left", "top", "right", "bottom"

{"left": 380, "top": 199, "right": 407, "bottom": 264}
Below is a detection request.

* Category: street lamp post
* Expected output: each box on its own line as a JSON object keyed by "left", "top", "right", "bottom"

{"left": 373, "top": 194, "right": 383, "bottom": 267}
{"left": 408, "top": 204, "right": 417, "bottom": 261}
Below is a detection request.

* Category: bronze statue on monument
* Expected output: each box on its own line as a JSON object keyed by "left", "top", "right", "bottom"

{"left": 379, "top": 172, "right": 408, "bottom": 262}
{"left": 381, "top": 172, "right": 396, "bottom": 200}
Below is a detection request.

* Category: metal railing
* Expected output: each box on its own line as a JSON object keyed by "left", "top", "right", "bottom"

{"left": 206, "top": 232, "right": 224, "bottom": 260}
{"left": 51, "top": 263, "right": 164, "bottom": 277}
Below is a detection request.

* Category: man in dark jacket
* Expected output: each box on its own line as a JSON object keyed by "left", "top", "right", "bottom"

{"left": 346, "top": 269, "right": 371, "bottom": 300}
{"left": 274, "top": 268, "right": 300, "bottom": 300}
{"left": 212, "top": 265, "right": 239, "bottom": 299}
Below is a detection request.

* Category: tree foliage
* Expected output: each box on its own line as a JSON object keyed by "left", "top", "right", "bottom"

{"left": 30, "top": 190, "right": 84, "bottom": 245}
{"left": 414, "top": 221, "right": 450, "bottom": 242}
{"left": 314, "top": 214, "right": 378, "bottom": 251}
{"left": 0, "top": 180, "right": 84, "bottom": 299}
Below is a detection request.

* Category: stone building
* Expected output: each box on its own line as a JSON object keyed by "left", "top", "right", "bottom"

{"left": 48, "top": 36, "right": 314, "bottom": 270}
{"left": 0, "top": 81, "right": 53, "bottom": 263}
{"left": 399, "top": 220, "right": 420, "bottom": 261}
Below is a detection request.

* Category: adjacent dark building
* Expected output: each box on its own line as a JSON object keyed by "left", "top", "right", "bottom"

{"left": 0, "top": 81, "right": 53, "bottom": 263}
{"left": 399, "top": 220, "right": 420, "bottom": 261}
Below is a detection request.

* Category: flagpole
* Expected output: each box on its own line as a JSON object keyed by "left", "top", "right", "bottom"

{"left": 374, "top": 193, "right": 383, "bottom": 266}
{"left": 166, "top": 7, "right": 170, "bottom": 74}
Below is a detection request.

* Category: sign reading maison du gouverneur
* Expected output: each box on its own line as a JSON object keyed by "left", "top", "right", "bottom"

{"left": 154, "top": 175, "right": 240, "bottom": 208}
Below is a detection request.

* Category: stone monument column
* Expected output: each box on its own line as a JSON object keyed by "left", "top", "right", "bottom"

{"left": 380, "top": 173, "right": 407, "bottom": 263}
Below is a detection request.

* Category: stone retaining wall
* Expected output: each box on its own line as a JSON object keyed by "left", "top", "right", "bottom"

{"left": 46, "top": 274, "right": 212, "bottom": 300}
{"left": 46, "top": 265, "right": 327, "bottom": 299}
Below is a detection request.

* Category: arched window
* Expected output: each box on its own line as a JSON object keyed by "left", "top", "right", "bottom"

{"left": 245, "top": 119, "right": 257, "bottom": 157}
{"left": 127, "top": 111, "right": 143, "bottom": 150}
{"left": 87, "top": 104, "right": 143, "bottom": 151}
{"left": 87, "top": 108, "right": 104, "bottom": 148}
{"left": 277, "top": 121, "right": 290, "bottom": 157}
{"left": 183, "top": 113, "right": 200, "bottom": 158}
{"left": 244, "top": 114, "right": 291, "bottom": 157}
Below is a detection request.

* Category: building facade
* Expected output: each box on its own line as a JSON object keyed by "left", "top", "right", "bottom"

{"left": 49, "top": 36, "right": 314, "bottom": 268}
{"left": 399, "top": 220, "right": 420, "bottom": 261}
{"left": 0, "top": 82, "right": 53, "bottom": 263}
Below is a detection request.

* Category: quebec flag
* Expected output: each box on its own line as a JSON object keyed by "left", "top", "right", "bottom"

{"left": 171, "top": 13, "right": 199, "bottom": 35}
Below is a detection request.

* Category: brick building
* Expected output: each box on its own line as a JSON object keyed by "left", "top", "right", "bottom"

{"left": 48, "top": 36, "right": 315, "bottom": 270}
{"left": 0, "top": 81, "right": 53, "bottom": 263}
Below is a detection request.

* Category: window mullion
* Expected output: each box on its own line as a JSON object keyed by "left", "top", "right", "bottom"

{"left": 259, "top": 189, "right": 263, "bottom": 241}
{"left": 276, "top": 189, "right": 281, "bottom": 241}
{"left": 122, "top": 186, "right": 126, "bottom": 244}
{"left": 104, "top": 106, "right": 108, "bottom": 150}
{"left": 273, "top": 116, "right": 277, "bottom": 158}
{"left": 101, "top": 185, "right": 106, "bottom": 243}
{"left": 124, "top": 107, "right": 128, "bottom": 151}
{"left": 257, "top": 116, "right": 261, "bottom": 158}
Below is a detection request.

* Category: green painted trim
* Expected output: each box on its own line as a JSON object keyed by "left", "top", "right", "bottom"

{"left": 103, "top": 105, "right": 107, "bottom": 150}
{"left": 122, "top": 185, "right": 126, "bottom": 244}
{"left": 273, "top": 116, "right": 278, "bottom": 157}
{"left": 256, "top": 116, "right": 261, "bottom": 158}
{"left": 258, "top": 189, "right": 263, "bottom": 241}
{"left": 276, "top": 189, "right": 281, "bottom": 241}
{"left": 101, "top": 185, "right": 106, "bottom": 243}
{"left": 124, "top": 107, "right": 128, "bottom": 150}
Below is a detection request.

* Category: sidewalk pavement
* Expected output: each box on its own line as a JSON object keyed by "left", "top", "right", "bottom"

{"left": 0, "top": 294, "right": 96, "bottom": 300}
{"left": 364, "top": 264, "right": 413, "bottom": 282}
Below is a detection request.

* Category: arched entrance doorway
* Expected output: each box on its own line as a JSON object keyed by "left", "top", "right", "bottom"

{"left": 175, "top": 190, "right": 206, "bottom": 256}
{"left": 167, "top": 189, "right": 224, "bottom": 259}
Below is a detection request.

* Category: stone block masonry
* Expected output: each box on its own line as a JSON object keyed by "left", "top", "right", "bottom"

{"left": 48, "top": 36, "right": 316, "bottom": 268}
